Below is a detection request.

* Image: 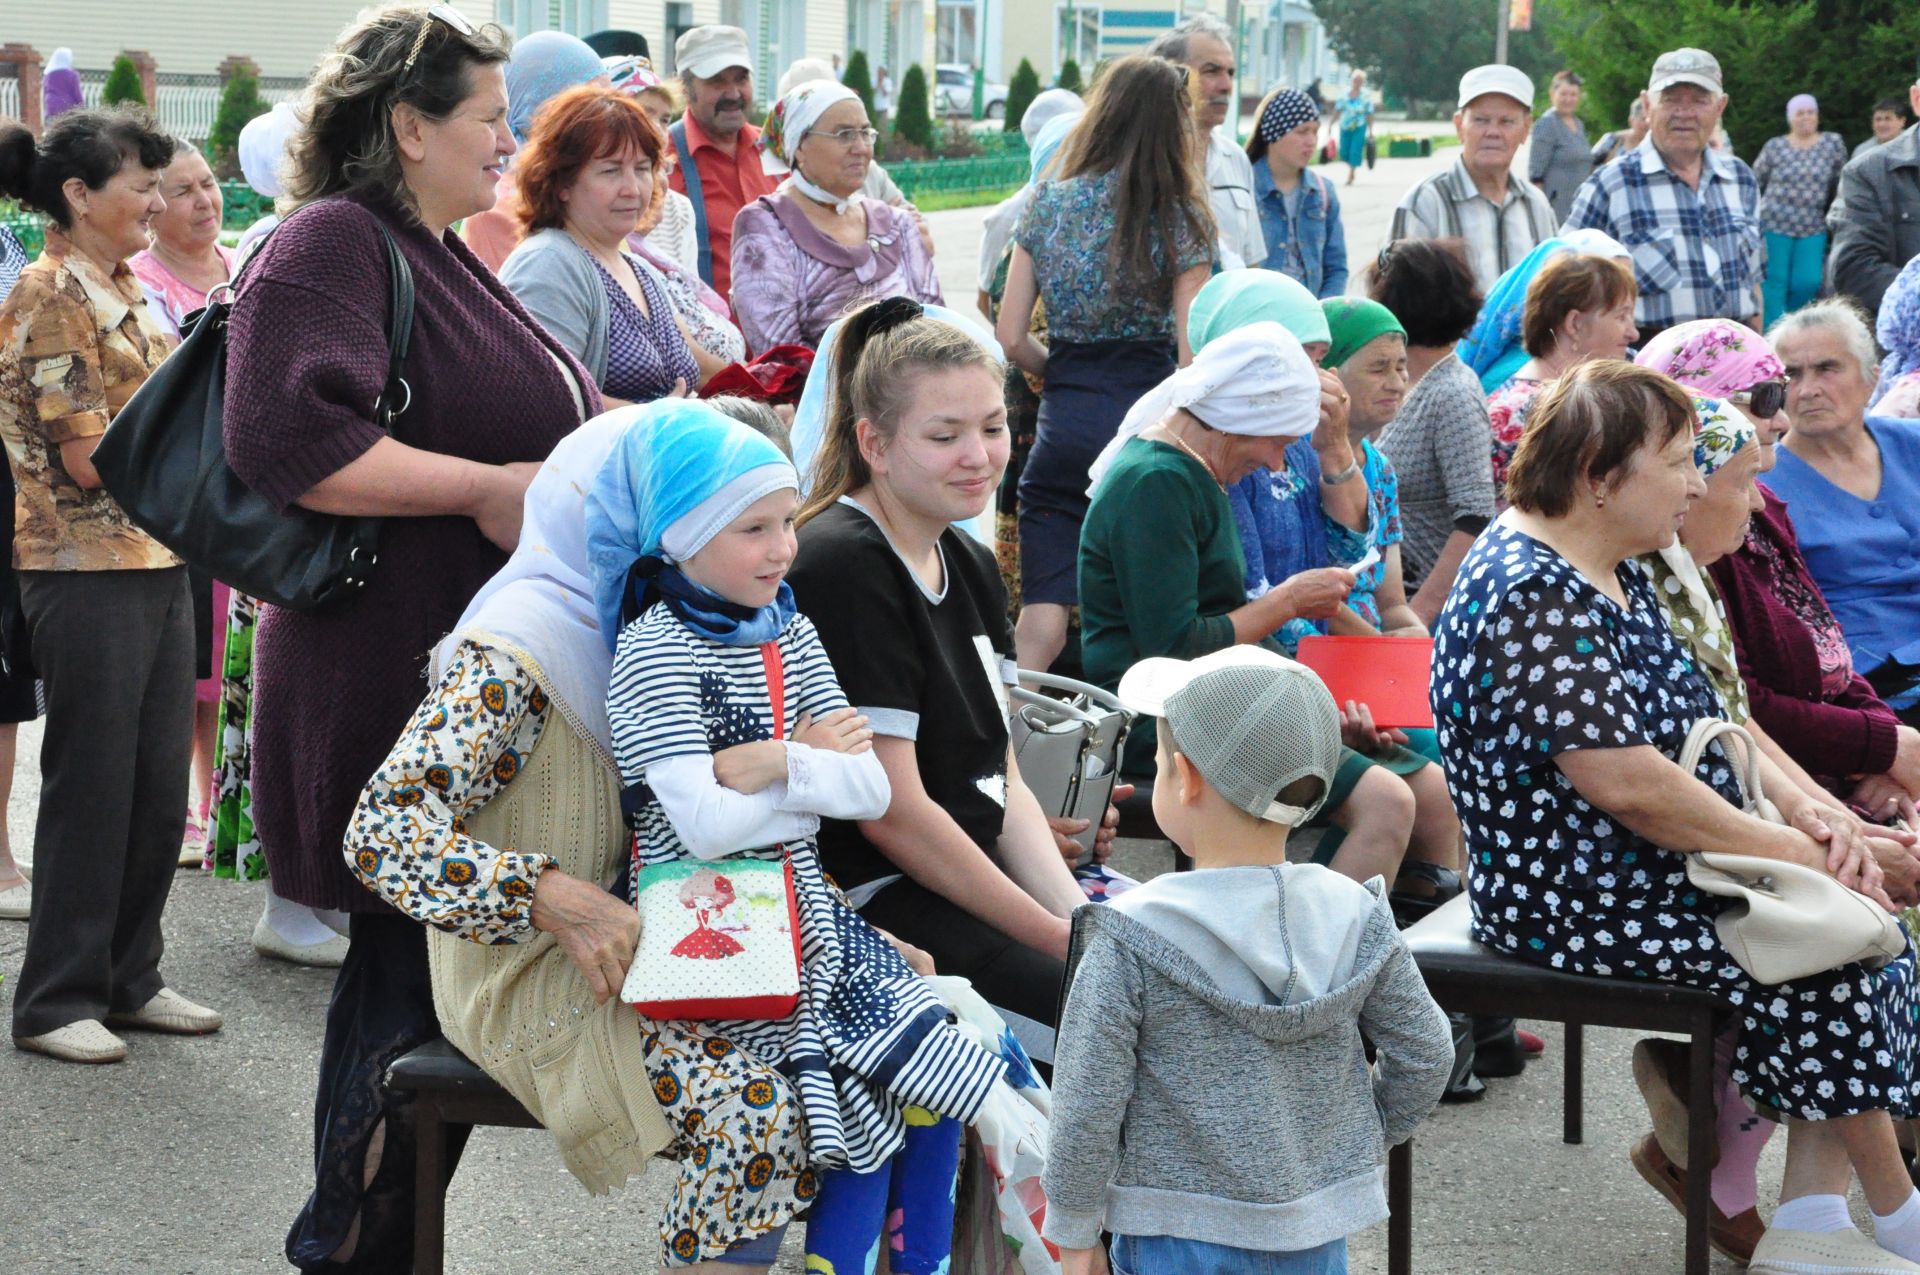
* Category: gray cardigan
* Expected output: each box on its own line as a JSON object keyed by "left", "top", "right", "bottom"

{"left": 1041, "top": 866, "right": 1454, "bottom": 1253}
{"left": 499, "top": 227, "right": 676, "bottom": 389}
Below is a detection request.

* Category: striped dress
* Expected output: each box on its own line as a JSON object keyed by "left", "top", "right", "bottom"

{"left": 609, "top": 604, "right": 1005, "bottom": 1172}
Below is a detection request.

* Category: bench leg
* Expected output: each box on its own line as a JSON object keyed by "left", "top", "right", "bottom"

{"left": 1388, "top": 1138, "right": 1412, "bottom": 1275}
{"left": 1563, "top": 1021, "right": 1584, "bottom": 1145}
{"left": 1683, "top": 1010, "right": 1716, "bottom": 1275}
{"left": 414, "top": 1099, "right": 448, "bottom": 1275}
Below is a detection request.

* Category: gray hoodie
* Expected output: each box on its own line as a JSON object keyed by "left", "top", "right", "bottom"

{"left": 1041, "top": 864, "right": 1454, "bottom": 1253}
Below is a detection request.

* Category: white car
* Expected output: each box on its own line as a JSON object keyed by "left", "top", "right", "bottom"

{"left": 934, "top": 63, "right": 1009, "bottom": 118}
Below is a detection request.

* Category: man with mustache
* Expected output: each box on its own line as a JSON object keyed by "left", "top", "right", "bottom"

{"left": 1388, "top": 64, "right": 1558, "bottom": 295}
{"left": 1148, "top": 15, "right": 1269, "bottom": 270}
{"left": 667, "top": 24, "right": 777, "bottom": 299}
{"left": 1563, "top": 48, "right": 1764, "bottom": 344}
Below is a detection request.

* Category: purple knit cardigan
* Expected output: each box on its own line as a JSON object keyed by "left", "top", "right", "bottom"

{"left": 224, "top": 193, "right": 599, "bottom": 912}
{"left": 1706, "top": 486, "right": 1901, "bottom": 794}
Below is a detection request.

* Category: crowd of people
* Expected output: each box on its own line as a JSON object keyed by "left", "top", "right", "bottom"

{"left": 5, "top": 5, "right": 1920, "bottom": 1273}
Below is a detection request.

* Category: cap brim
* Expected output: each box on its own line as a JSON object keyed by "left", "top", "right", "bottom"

{"left": 1459, "top": 90, "right": 1531, "bottom": 111}
{"left": 1116, "top": 646, "right": 1299, "bottom": 717}
{"left": 684, "top": 53, "right": 752, "bottom": 79}
{"left": 1649, "top": 74, "right": 1720, "bottom": 95}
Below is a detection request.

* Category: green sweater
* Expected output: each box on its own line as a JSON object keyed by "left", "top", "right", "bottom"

{"left": 1078, "top": 438, "right": 1280, "bottom": 774}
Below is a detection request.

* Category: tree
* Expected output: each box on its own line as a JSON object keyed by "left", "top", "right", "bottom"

{"left": 102, "top": 55, "right": 145, "bottom": 108}
{"left": 1004, "top": 57, "right": 1041, "bottom": 134}
{"left": 842, "top": 49, "right": 875, "bottom": 122}
{"left": 207, "top": 72, "right": 269, "bottom": 180}
{"left": 1537, "top": 0, "right": 1920, "bottom": 155}
{"left": 893, "top": 63, "right": 935, "bottom": 149}
{"left": 1057, "top": 58, "right": 1084, "bottom": 95}
{"left": 1309, "top": 0, "right": 1558, "bottom": 115}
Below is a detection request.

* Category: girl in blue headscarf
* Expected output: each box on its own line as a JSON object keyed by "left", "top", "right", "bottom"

{"left": 585, "top": 400, "right": 1005, "bottom": 1273}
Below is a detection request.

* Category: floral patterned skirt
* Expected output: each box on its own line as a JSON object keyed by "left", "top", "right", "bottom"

{"left": 209, "top": 591, "right": 265, "bottom": 880}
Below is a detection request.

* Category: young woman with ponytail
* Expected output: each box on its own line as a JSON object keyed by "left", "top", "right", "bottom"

{"left": 787, "top": 298, "right": 1085, "bottom": 1054}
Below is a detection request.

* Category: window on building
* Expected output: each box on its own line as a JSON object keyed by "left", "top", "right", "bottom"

{"left": 936, "top": 0, "right": 978, "bottom": 67}
{"left": 665, "top": 2, "right": 694, "bottom": 73}
{"left": 1056, "top": 5, "right": 1100, "bottom": 74}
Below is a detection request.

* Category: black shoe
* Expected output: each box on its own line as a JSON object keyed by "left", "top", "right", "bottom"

{"left": 1470, "top": 1016, "right": 1527, "bottom": 1079}
{"left": 1439, "top": 1012, "right": 1486, "bottom": 1102}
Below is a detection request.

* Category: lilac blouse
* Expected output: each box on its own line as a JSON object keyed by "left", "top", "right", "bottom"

{"left": 729, "top": 191, "right": 943, "bottom": 355}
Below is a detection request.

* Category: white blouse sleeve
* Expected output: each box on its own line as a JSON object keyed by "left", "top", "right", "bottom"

{"left": 645, "top": 753, "right": 818, "bottom": 861}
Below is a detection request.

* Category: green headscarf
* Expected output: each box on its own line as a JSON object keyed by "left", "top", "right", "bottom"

{"left": 1321, "top": 297, "right": 1407, "bottom": 370}
{"left": 1189, "top": 268, "right": 1331, "bottom": 354}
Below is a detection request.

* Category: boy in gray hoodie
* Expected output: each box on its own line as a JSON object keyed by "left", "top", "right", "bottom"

{"left": 1043, "top": 647, "right": 1455, "bottom": 1275}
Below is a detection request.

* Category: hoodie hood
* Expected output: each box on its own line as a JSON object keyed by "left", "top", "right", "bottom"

{"left": 1073, "top": 864, "right": 1402, "bottom": 1043}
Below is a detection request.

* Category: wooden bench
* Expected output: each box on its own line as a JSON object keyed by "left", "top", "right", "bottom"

{"left": 386, "top": 1037, "right": 541, "bottom": 1275}
{"left": 1388, "top": 895, "right": 1729, "bottom": 1275}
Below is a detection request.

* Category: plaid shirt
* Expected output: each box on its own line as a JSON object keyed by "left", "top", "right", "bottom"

{"left": 0, "top": 227, "right": 24, "bottom": 305}
{"left": 1563, "top": 136, "right": 1763, "bottom": 330}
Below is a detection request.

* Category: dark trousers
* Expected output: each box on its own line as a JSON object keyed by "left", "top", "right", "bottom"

{"left": 286, "top": 913, "right": 468, "bottom": 1273}
{"left": 11, "top": 567, "right": 193, "bottom": 1038}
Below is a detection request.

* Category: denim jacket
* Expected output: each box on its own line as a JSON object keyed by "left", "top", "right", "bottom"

{"left": 1254, "top": 160, "right": 1349, "bottom": 298}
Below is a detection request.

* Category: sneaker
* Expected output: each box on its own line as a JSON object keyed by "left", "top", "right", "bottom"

{"left": 179, "top": 809, "right": 206, "bottom": 868}
{"left": 1750, "top": 1224, "right": 1920, "bottom": 1273}
{"left": 15, "top": 1019, "right": 128, "bottom": 1064}
{"left": 1631, "top": 1132, "right": 1765, "bottom": 1266}
{"left": 1633, "top": 1036, "right": 1712, "bottom": 1170}
{"left": 104, "top": 988, "right": 223, "bottom": 1035}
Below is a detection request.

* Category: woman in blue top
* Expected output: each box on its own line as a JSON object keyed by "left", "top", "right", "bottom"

{"left": 1430, "top": 358, "right": 1920, "bottom": 1273}
{"left": 995, "top": 55, "right": 1215, "bottom": 674}
{"left": 1768, "top": 301, "right": 1920, "bottom": 722}
{"left": 1247, "top": 88, "right": 1347, "bottom": 299}
{"left": 1332, "top": 70, "right": 1374, "bottom": 186}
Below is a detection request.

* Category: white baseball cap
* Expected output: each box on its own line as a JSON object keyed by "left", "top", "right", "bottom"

{"left": 1648, "top": 48, "right": 1723, "bottom": 96}
{"left": 676, "top": 25, "right": 752, "bottom": 81}
{"left": 1457, "top": 64, "right": 1535, "bottom": 112}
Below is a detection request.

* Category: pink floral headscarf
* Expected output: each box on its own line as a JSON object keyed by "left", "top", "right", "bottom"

{"left": 1634, "top": 319, "right": 1785, "bottom": 396}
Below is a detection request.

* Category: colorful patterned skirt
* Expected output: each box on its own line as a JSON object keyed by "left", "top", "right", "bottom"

{"left": 209, "top": 590, "right": 266, "bottom": 880}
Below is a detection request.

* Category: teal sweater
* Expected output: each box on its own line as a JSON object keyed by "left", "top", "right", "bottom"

{"left": 1078, "top": 438, "right": 1281, "bottom": 774}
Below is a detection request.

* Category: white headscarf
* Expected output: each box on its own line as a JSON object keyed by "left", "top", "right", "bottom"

{"left": 430, "top": 410, "right": 646, "bottom": 758}
{"left": 1087, "top": 321, "right": 1321, "bottom": 493}
{"left": 765, "top": 79, "right": 866, "bottom": 213}
{"left": 238, "top": 102, "right": 301, "bottom": 199}
{"left": 789, "top": 303, "right": 1005, "bottom": 545}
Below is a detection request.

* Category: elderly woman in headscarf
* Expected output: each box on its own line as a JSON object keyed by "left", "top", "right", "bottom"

{"left": 766, "top": 57, "right": 913, "bottom": 207}
{"left": 1247, "top": 87, "right": 1348, "bottom": 298}
{"left": 461, "top": 30, "right": 610, "bottom": 273}
{"left": 41, "top": 49, "right": 82, "bottom": 121}
{"left": 730, "top": 79, "right": 942, "bottom": 355}
{"left": 1871, "top": 257, "right": 1920, "bottom": 420}
{"left": 976, "top": 89, "right": 1084, "bottom": 311}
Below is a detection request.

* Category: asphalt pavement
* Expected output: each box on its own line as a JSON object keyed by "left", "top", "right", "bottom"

{"left": 0, "top": 137, "right": 1860, "bottom": 1272}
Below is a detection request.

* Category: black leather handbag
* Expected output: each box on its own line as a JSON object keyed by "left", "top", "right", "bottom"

{"left": 92, "top": 214, "right": 414, "bottom": 613}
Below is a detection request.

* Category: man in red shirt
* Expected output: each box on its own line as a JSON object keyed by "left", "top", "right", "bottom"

{"left": 668, "top": 25, "right": 778, "bottom": 300}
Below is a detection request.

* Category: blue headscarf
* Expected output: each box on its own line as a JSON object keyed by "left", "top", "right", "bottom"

{"left": 1029, "top": 109, "right": 1081, "bottom": 183}
{"left": 1874, "top": 257, "right": 1920, "bottom": 410}
{"left": 1456, "top": 230, "right": 1632, "bottom": 393}
{"left": 585, "top": 401, "right": 798, "bottom": 649}
{"left": 506, "top": 31, "right": 608, "bottom": 143}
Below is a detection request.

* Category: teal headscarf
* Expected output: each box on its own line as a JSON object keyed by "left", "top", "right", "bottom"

{"left": 1029, "top": 109, "right": 1081, "bottom": 182}
{"left": 1456, "top": 230, "right": 1632, "bottom": 392}
{"left": 1322, "top": 298, "right": 1407, "bottom": 370}
{"left": 1190, "top": 269, "right": 1331, "bottom": 354}
{"left": 585, "top": 401, "right": 797, "bottom": 649}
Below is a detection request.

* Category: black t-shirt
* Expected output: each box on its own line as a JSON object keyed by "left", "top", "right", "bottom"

{"left": 788, "top": 500, "right": 1016, "bottom": 890}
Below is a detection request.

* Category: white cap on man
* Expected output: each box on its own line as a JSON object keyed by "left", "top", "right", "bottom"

{"left": 676, "top": 25, "right": 752, "bottom": 80}
{"left": 1648, "top": 48, "right": 1723, "bottom": 95}
{"left": 1457, "top": 64, "right": 1535, "bottom": 112}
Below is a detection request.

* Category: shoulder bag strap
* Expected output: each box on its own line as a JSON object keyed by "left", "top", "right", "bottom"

{"left": 369, "top": 220, "right": 415, "bottom": 433}
{"left": 761, "top": 640, "right": 786, "bottom": 740}
{"left": 670, "top": 121, "right": 714, "bottom": 287}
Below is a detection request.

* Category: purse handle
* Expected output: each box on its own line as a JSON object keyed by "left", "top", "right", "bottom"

{"left": 1677, "top": 717, "right": 1766, "bottom": 818}
{"left": 1012, "top": 668, "right": 1132, "bottom": 717}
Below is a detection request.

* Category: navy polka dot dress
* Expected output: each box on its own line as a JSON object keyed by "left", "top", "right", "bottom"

{"left": 1431, "top": 523, "right": 1917, "bottom": 1120}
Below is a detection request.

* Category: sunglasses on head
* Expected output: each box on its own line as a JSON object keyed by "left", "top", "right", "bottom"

{"left": 1729, "top": 379, "right": 1788, "bottom": 418}
{"left": 403, "top": 4, "right": 479, "bottom": 72}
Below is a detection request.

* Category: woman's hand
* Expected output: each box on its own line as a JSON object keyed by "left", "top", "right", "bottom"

{"left": 1312, "top": 369, "right": 1354, "bottom": 461}
{"left": 712, "top": 741, "right": 789, "bottom": 794}
{"left": 530, "top": 869, "right": 640, "bottom": 1005}
{"left": 1767, "top": 816, "right": 1893, "bottom": 911}
{"left": 469, "top": 461, "right": 542, "bottom": 552}
{"left": 1048, "top": 783, "right": 1131, "bottom": 867}
{"left": 792, "top": 707, "right": 874, "bottom": 755}
{"left": 1276, "top": 568, "right": 1356, "bottom": 620}
{"left": 1855, "top": 771, "right": 1920, "bottom": 829}
{"left": 874, "top": 927, "right": 936, "bottom": 976}
{"left": 1341, "top": 700, "right": 1409, "bottom": 754}
{"left": 1869, "top": 834, "right": 1920, "bottom": 908}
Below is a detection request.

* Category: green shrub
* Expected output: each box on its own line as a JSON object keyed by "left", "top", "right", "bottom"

{"left": 207, "top": 72, "right": 268, "bottom": 180}
{"left": 102, "top": 55, "right": 145, "bottom": 108}
{"left": 1004, "top": 58, "right": 1040, "bottom": 133}
{"left": 1056, "top": 59, "right": 1083, "bottom": 95}
{"left": 894, "top": 63, "right": 935, "bottom": 149}
{"left": 842, "top": 50, "right": 875, "bottom": 122}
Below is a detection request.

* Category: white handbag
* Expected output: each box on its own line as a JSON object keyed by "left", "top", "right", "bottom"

{"left": 1678, "top": 718, "right": 1906, "bottom": 985}
{"left": 1009, "top": 670, "right": 1132, "bottom": 866}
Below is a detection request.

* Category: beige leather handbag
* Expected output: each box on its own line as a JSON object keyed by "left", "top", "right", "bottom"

{"left": 1678, "top": 718, "right": 1906, "bottom": 985}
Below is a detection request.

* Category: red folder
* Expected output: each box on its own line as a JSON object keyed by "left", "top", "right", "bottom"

{"left": 1294, "top": 636, "right": 1435, "bottom": 730}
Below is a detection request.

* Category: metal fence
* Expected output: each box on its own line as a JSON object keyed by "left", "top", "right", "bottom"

{"left": 889, "top": 153, "right": 1028, "bottom": 199}
{"left": 0, "top": 77, "right": 18, "bottom": 125}
{"left": 77, "top": 72, "right": 304, "bottom": 146}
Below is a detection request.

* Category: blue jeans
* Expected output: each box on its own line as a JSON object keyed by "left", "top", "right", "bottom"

{"left": 1111, "top": 1234, "right": 1349, "bottom": 1275}
{"left": 1763, "top": 230, "right": 1828, "bottom": 328}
